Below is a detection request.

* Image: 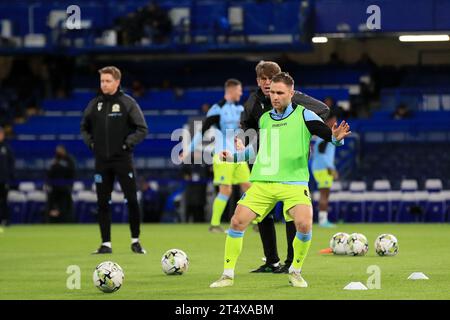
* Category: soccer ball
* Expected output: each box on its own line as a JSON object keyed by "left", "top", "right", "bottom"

{"left": 375, "top": 234, "right": 399, "bottom": 256}
{"left": 161, "top": 249, "right": 189, "bottom": 275}
{"left": 329, "top": 232, "right": 349, "bottom": 255}
{"left": 346, "top": 233, "right": 369, "bottom": 256}
{"left": 93, "top": 261, "right": 124, "bottom": 293}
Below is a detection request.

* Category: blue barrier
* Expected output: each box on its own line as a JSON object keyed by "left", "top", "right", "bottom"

{"left": 381, "top": 88, "right": 450, "bottom": 112}
{"left": 40, "top": 86, "right": 350, "bottom": 111}
{"left": 10, "top": 137, "right": 178, "bottom": 160}
{"left": 13, "top": 114, "right": 190, "bottom": 135}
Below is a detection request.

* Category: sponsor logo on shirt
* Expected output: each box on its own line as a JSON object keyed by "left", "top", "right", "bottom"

{"left": 272, "top": 122, "right": 287, "bottom": 128}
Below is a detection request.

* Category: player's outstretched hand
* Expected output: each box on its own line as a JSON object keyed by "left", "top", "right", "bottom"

{"left": 332, "top": 120, "right": 351, "bottom": 141}
{"left": 219, "top": 150, "right": 233, "bottom": 162}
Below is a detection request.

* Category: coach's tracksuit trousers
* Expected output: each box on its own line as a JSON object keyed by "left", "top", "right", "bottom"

{"left": 95, "top": 157, "right": 140, "bottom": 243}
{"left": 258, "top": 214, "right": 296, "bottom": 267}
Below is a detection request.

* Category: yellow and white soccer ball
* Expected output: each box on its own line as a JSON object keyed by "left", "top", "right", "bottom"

{"left": 161, "top": 249, "right": 189, "bottom": 275}
{"left": 329, "top": 232, "right": 350, "bottom": 255}
{"left": 93, "top": 261, "right": 124, "bottom": 293}
{"left": 375, "top": 234, "right": 399, "bottom": 256}
{"left": 346, "top": 233, "right": 369, "bottom": 256}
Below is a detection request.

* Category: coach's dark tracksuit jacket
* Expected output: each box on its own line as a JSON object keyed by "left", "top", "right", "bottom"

{"left": 80, "top": 88, "right": 148, "bottom": 242}
{"left": 240, "top": 88, "right": 330, "bottom": 267}
{"left": 80, "top": 89, "right": 148, "bottom": 161}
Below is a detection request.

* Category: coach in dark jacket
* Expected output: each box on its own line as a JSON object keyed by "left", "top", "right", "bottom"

{"left": 0, "top": 126, "right": 15, "bottom": 226}
{"left": 81, "top": 66, "right": 148, "bottom": 255}
{"left": 240, "top": 61, "right": 330, "bottom": 274}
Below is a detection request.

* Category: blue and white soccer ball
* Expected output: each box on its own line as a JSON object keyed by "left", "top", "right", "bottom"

{"left": 161, "top": 249, "right": 189, "bottom": 275}
{"left": 375, "top": 234, "right": 399, "bottom": 256}
{"left": 346, "top": 233, "right": 369, "bottom": 256}
{"left": 93, "top": 261, "right": 124, "bottom": 293}
{"left": 329, "top": 232, "right": 349, "bottom": 255}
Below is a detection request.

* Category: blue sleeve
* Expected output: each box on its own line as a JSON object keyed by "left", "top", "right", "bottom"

{"left": 304, "top": 109, "right": 324, "bottom": 123}
{"left": 323, "top": 143, "right": 336, "bottom": 169}
{"left": 206, "top": 104, "right": 221, "bottom": 117}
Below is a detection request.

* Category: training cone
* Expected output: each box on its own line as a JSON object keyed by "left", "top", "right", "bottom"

{"left": 344, "top": 282, "right": 368, "bottom": 290}
{"left": 319, "top": 247, "right": 333, "bottom": 254}
{"left": 407, "top": 272, "right": 429, "bottom": 280}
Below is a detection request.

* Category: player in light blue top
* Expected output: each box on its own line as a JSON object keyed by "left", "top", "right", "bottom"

{"left": 311, "top": 110, "right": 339, "bottom": 228}
{"left": 180, "top": 79, "right": 251, "bottom": 233}
{"left": 311, "top": 138, "right": 336, "bottom": 173}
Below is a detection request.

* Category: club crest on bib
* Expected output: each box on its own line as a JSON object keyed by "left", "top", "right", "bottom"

{"left": 112, "top": 104, "right": 121, "bottom": 112}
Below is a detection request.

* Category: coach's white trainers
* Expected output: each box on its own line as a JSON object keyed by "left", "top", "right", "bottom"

{"left": 288, "top": 272, "right": 308, "bottom": 288}
{"left": 210, "top": 275, "right": 234, "bottom": 288}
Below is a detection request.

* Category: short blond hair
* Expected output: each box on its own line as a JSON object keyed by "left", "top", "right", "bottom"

{"left": 98, "top": 66, "right": 122, "bottom": 80}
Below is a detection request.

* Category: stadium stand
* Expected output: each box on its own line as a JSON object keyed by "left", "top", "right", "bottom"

{"left": 1, "top": 0, "right": 450, "bottom": 224}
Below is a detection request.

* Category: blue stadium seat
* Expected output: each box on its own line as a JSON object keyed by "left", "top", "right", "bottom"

{"left": 425, "top": 179, "right": 443, "bottom": 193}
{"left": 111, "top": 192, "right": 128, "bottom": 223}
{"left": 396, "top": 180, "right": 423, "bottom": 222}
{"left": 7, "top": 191, "right": 27, "bottom": 224}
{"left": 388, "top": 191, "right": 402, "bottom": 221}
{"left": 367, "top": 180, "right": 393, "bottom": 222}
{"left": 14, "top": 115, "right": 189, "bottom": 135}
{"left": 26, "top": 191, "right": 47, "bottom": 223}
{"left": 445, "top": 191, "right": 450, "bottom": 222}
{"left": 75, "top": 191, "right": 98, "bottom": 223}
{"left": 327, "top": 182, "right": 343, "bottom": 222}
{"left": 397, "top": 193, "right": 423, "bottom": 222}
{"left": 368, "top": 195, "right": 392, "bottom": 222}
{"left": 342, "top": 181, "right": 367, "bottom": 222}
{"left": 424, "top": 193, "right": 447, "bottom": 222}
{"left": 416, "top": 190, "right": 429, "bottom": 215}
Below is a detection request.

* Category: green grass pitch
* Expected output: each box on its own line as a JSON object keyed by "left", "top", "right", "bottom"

{"left": 1, "top": 223, "right": 449, "bottom": 300}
